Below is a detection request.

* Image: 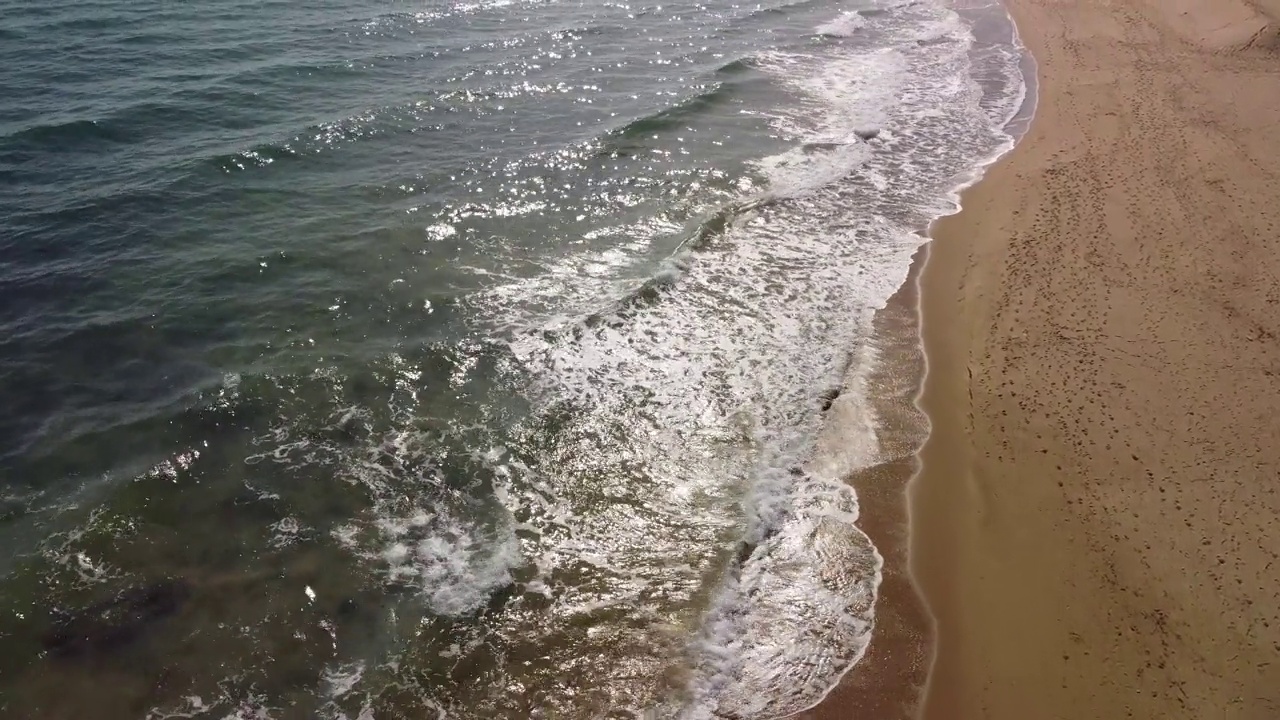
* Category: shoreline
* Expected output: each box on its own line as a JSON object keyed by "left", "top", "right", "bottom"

{"left": 796, "top": 1, "right": 1035, "bottom": 714}
{"left": 912, "top": 0, "right": 1280, "bottom": 717}
{"left": 795, "top": 246, "right": 932, "bottom": 720}
{"left": 792, "top": 146, "right": 1032, "bottom": 720}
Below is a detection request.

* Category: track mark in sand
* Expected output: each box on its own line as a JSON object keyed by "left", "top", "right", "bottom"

{"left": 946, "top": 0, "right": 1280, "bottom": 715}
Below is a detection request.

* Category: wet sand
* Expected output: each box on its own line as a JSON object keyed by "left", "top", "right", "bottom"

{"left": 912, "top": 0, "right": 1280, "bottom": 718}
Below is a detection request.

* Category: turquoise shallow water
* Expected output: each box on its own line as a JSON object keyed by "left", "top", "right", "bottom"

{"left": 0, "top": 0, "right": 1025, "bottom": 716}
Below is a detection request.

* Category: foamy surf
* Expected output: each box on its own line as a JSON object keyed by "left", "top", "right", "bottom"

{"left": 456, "top": 0, "right": 1030, "bottom": 715}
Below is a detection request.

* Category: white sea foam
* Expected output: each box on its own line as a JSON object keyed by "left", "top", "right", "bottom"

{"left": 322, "top": 661, "right": 366, "bottom": 701}
{"left": 814, "top": 10, "right": 867, "bottom": 38}
{"left": 374, "top": 505, "right": 521, "bottom": 615}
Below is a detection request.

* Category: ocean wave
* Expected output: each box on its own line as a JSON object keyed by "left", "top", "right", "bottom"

{"left": 596, "top": 82, "right": 737, "bottom": 157}
{"left": 578, "top": 263, "right": 683, "bottom": 327}
{"left": 209, "top": 102, "right": 452, "bottom": 172}
{"left": 733, "top": 0, "right": 838, "bottom": 23}
{"left": 2, "top": 118, "right": 133, "bottom": 149}
{"left": 714, "top": 56, "right": 760, "bottom": 77}
{"left": 814, "top": 10, "right": 866, "bottom": 38}
{"left": 210, "top": 70, "right": 611, "bottom": 172}
{"left": 352, "top": 0, "right": 553, "bottom": 35}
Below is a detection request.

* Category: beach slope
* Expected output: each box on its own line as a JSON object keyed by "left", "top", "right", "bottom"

{"left": 913, "top": 0, "right": 1280, "bottom": 717}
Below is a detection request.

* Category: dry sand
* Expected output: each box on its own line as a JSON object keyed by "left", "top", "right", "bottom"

{"left": 803, "top": 0, "right": 1280, "bottom": 718}
{"left": 913, "top": 0, "right": 1280, "bottom": 718}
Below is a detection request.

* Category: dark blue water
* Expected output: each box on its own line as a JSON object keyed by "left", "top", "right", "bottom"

{"left": 0, "top": 0, "right": 1025, "bottom": 716}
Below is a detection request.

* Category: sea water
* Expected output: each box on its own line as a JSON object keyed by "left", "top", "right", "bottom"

{"left": 0, "top": 0, "right": 1025, "bottom": 716}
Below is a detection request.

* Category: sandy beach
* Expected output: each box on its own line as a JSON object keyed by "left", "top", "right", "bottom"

{"left": 804, "top": 0, "right": 1280, "bottom": 717}
{"left": 912, "top": 0, "right": 1280, "bottom": 717}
